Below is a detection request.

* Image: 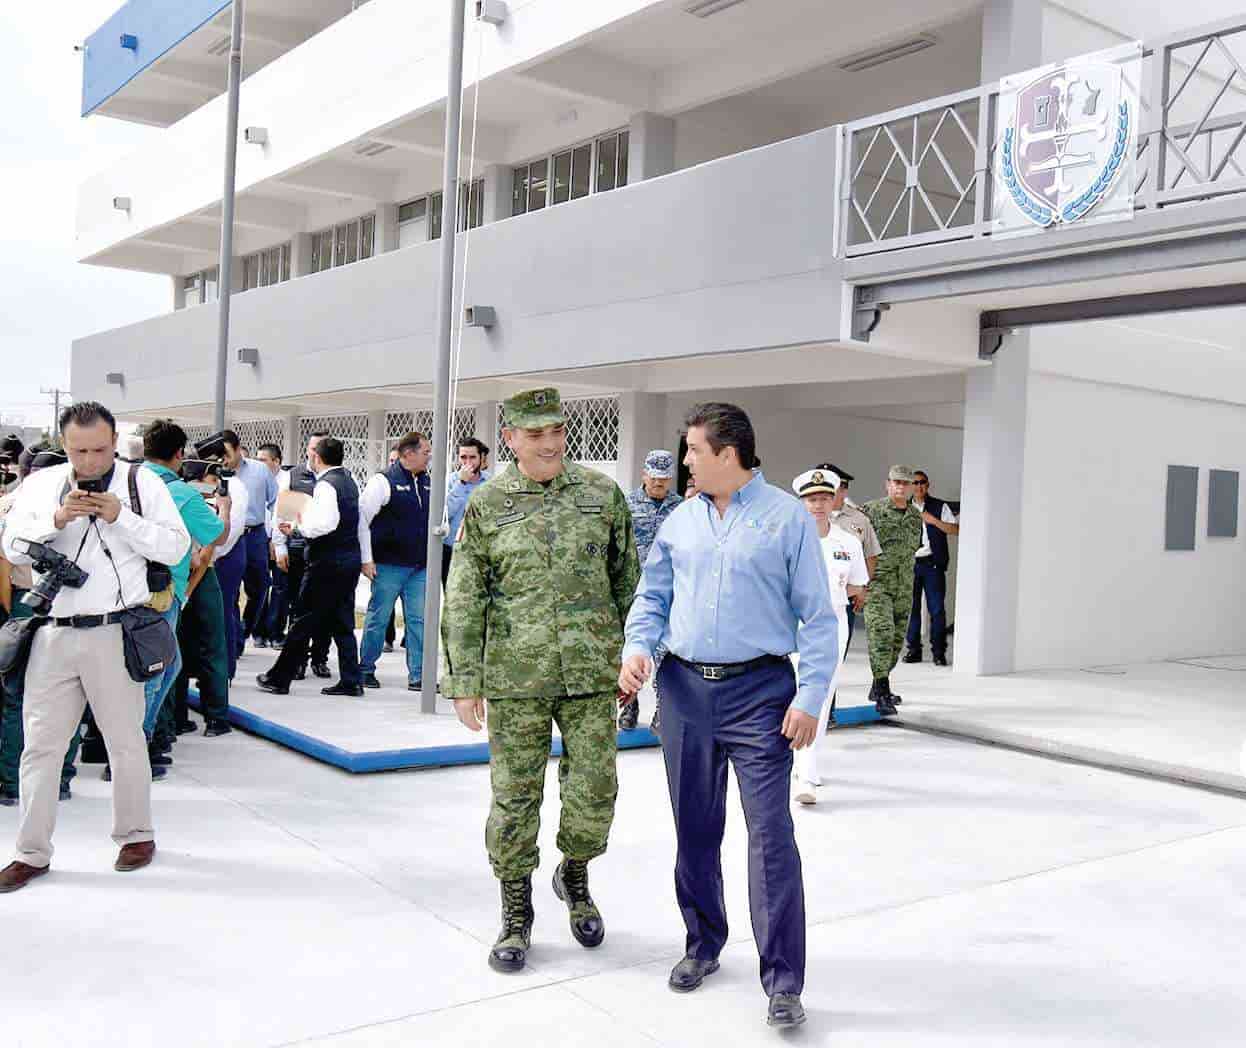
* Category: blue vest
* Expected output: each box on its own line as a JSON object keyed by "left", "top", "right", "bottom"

{"left": 307, "top": 468, "right": 360, "bottom": 566}
{"left": 370, "top": 462, "right": 431, "bottom": 568}
{"left": 922, "top": 494, "right": 950, "bottom": 570}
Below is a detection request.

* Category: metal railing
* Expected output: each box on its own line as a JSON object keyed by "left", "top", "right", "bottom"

{"left": 841, "top": 15, "right": 1246, "bottom": 256}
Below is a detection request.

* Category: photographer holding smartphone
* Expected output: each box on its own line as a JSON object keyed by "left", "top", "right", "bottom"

{"left": 0, "top": 403, "right": 189, "bottom": 894}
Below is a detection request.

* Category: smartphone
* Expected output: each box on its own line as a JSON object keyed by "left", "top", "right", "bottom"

{"left": 77, "top": 478, "right": 107, "bottom": 495}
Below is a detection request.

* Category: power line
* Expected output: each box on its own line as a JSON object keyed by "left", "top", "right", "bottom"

{"left": 40, "top": 387, "right": 72, "bottom": 437}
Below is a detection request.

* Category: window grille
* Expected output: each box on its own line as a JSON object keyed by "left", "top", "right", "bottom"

{"left": 181, "top": 424, "right": 215, "bottom": 447}
{"left": 298, "top": 413, "right": 373, "bottom": 489}
{"left": 231, "top": 418, "right": 287, "bottom": 457}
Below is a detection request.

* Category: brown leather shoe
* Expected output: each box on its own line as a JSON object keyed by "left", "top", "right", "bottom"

{"left": 115, "top": 841, "right": 156, "bottom": 872}
{"left": 0, "top": 861, "right": 49, "bottom": 894}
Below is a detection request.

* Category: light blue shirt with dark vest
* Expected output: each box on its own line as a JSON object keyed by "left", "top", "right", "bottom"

{"left": 369, "top": 461, "right": 432, "bottom": 568}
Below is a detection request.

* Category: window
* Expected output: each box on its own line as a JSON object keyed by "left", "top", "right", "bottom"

{"left": 512, "top": 130, "right": 628, "bottom": 217}
{"left": 406, "top": 179, "right": 483, "bottom": 244}
{"left": 180, "top": 267, "right": 219, "bottom": 307}
{"left": 241, "top": 243, "right": 292, "bottom": 292}
{"left": 309, "top": 215, "right": 377, "bottom": 273}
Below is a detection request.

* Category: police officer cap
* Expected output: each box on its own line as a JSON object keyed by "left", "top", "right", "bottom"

{"left": 792, "top": 467, "right": 840, "bottom": 497}
{"left": 816, "top": 461, "right": 853, "bottom": 483}
{"left": 503, "top": 387, "right": 565, "bottom": 429}
{"left": 643, "top": 450, "right": 675, "bottom": 478}
{"left": 888, "top": 464, "right": 918, "bottom": 483}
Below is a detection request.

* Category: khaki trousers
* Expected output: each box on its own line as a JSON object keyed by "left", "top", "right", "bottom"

{"left": 16, "top": 623, "right": 154, "bottom": 868}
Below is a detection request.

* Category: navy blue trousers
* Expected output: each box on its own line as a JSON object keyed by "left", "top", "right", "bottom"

{"left": 657, "top": 655, "right": 805, "bottom": 996}
{"left": 214, "top": 541, "right": 247, "bottom": 681}
{"left": 906, "top": 559, "right": 947, "bottom": 656}
{"left": 240, "top": 527, "right": 272, "bottom": 646}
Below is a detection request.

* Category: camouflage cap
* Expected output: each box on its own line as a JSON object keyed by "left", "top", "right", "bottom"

{"left": 502, "top": 387, "right": 565, "bottom": 429}
{"left": 643, "top": 449, "right": 675, "bottom": 478}
{"left": 888, "top": 464, "right": 918, "bottom": 483}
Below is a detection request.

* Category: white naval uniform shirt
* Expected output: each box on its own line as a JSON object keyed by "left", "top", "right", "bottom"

{"left": 913, "top": 498, "right": 958, "bottom": 560}
{"left": 0, "top": 462, "right": 190, "bottom": 617}
{"left": 821, "top": 525, "right": 869, "bottom": 614}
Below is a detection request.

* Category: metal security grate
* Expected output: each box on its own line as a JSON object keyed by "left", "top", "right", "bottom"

{"left": 386, "top": 410, "right": 434, "bottom": 440}
{"left": 298, "top": 413, "right": 374, "bottom": 490}
{"left": 181, "top": 424, "right": 215, "bottom": 447}
{"left": 451, "top": 407, "right": 478, "bottom": 450}
{"left": 231, "top": 418, "right": 286, "bottom": 457}
{"left": 494, "top": 396, "right": 619, "bottom": 472}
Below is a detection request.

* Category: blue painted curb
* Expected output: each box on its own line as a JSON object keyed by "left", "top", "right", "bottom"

{"left": 189, "top": 691, "right": 883, "bottom": 772}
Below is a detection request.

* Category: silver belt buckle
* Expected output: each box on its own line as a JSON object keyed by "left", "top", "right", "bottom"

{"left": 702, "top": 664, "right": 724, "bottom": 681}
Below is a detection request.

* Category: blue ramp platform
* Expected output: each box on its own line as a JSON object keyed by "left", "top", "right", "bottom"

{"left": 192, "top": 651, "right": 882, "bottom": 773}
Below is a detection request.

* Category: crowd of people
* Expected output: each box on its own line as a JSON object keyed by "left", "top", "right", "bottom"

{"left": 0, "top": 389, "right": 957, "bottom": 1032}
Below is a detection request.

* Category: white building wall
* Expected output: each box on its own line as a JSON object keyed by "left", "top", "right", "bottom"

{"left": 1011, "top": 317, "right": 1246, "bottom": 669}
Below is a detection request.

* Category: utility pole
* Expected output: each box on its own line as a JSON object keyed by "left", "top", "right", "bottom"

{"left": 41, "top": 387, "right": 71, "bottom": 441}
{"left": 213, "top": 0, "right": 245, "bottom": 432}
{"left": 419, "top": 0, "right": 467, "bottom": 715}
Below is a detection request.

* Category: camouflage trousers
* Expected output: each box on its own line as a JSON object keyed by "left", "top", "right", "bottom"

{"left": 485, "top": 693, "right": 618, "bottom": 881}
{"left": 863, "top": 574, "right": 914, "bottom": 680}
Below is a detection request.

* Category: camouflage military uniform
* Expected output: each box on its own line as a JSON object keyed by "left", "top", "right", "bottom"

{"left": 624, "top": 487, "right": 682, "bottom": 566}
{"left": 861, "top": 496, "right": 923, "bottom": 679}
{"left": 442, "top": 449, "right": 641, "bottom": 881}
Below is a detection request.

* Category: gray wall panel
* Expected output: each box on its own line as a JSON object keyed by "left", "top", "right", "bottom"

{"left": 1208, "top": 469, "right": 1239, "bottom": 538}
{"left": 1165, "top": 465, "right": 1198, "bottom": 551}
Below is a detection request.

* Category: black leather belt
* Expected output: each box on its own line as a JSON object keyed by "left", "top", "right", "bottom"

{"left": 669, "top": 652, "right": 787, "bottom": 681}
{"left": 51, "top": 611, "right": 127, "bottom": 629}
{"left": 245, "top": 524, "right": 266, "bottom": 533}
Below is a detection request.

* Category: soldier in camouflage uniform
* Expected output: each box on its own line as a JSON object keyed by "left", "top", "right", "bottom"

{"left": 619, "top": 450, "right": 681, "bottom": 731}
{"left": 442, "top": 387, "right": 641, "bottom": 974}
{"left": 861, "top": 465, "right": 923, "bottom": 716}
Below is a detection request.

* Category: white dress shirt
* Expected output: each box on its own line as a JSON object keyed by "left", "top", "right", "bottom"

{"left": 212, "top": 479, "right": 250, "bottom": 562}
{"left": 296, "top": 467, "right": 345, "bottom": 540}
{"left": 271, "top": 468, "right": 292, "bottom": 555}
{"left": 1, "top": 462, "right": 190, "bottom": 617}
{"left": 914, "top": 498, "right": 958, "bottom": 559}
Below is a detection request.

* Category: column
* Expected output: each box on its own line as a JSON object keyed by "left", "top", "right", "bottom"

{"left": 481, "top": 164, "right": 514, "bottom": 224}
{"left": 979, "top": 0, "right": 1043, "bottom": 81}
{"left": 290, "top": 233, "right": 314, "bottom": 277}
{"left": 283, "top": 416, "right": 299, "bottom": 464}
{"left": 627, "top": 113, "right": 676, "bottom": 182}
{"left": 953, "top": 335, "right": 1031, "bottom": 676}
{"left": 475, "top": 401, "right": 499, "bottom": 463}
{"left": 616, "top": 392, "right": 667, "bottom": 492}
{"left": 367, "top": 410, "right": 387, "bottom": 473}
{"left": 171, "top": 275, "right": 187, "bottom": 311}
{"left": 375, "top": 204, "right": 400, "bottom": 253}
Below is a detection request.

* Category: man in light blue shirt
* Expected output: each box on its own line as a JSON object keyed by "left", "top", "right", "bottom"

{"left": 620, "top": 403, "right": 836, "bottom": 1031}
{"left": 221, "top": 431, "right": 278, "bottom": 658}
{"left": 442, "top": 437, "right": 491, "bottom": 589}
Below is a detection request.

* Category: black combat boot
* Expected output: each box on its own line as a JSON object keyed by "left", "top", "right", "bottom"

{"left": 618, "top": 696, "right": 639, "bottom": 732}
{"left": 489, "top": 876, "right": 534, "bottom": 973}
{"left": 870, "top": 678, "right": 897, "bottom": 716}
{"left": 552, "top": 858, "right": 605, "bottom": 948}
{"left": 884, "top": 676, "right": 902, "bottom": 705}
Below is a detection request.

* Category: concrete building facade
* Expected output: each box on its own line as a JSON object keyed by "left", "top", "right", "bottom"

{"left": 71, "top": 0, "right": 1246, "bottom": 676}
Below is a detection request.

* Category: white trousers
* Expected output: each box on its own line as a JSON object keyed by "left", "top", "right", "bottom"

{"left": 16, "top": 623, "right": 154, "bottom": 868}
{"left": 793, "top": 608, "right": 848, "bottom": 787}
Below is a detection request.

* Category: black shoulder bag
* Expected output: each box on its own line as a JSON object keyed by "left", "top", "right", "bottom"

{"left": 117, "top": 464, "right": 178, "bottom": 682}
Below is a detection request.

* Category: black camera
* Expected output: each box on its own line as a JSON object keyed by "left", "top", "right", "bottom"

{"left": 9, "top": 539, "right": 90, "bottom": 617}
{"left": 190, "top": 428, "right": 236, "bottom": 478}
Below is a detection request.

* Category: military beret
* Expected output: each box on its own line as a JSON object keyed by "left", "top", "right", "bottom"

{"left": 502, "top": 387, "right": 565, "bottom": 430}
{"left": 643, "top": 449, "right": 675, "bottom": 478}
{"left": 792, "top": 467, "right": 840, "bottom": 497}
{"left": 888, "top": 464, "right": 918, "bottom": 483}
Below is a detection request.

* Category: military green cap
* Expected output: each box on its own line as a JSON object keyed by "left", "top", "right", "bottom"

{"left": 503, "top": 387, "right": 564, "bottom": 429}
{"left": 888, "top": 464, "right": 918, "bottom": 483}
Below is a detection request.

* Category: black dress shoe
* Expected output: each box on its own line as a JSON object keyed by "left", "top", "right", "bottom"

{"left": 668, "top": 956, "right": 719, "bottom": 993}
{"left": 204, "top": 720, "right": 233, "bottom": 737}
{"left": 149, "top": 753, "right": 173, "bottom": 767}
{"left": 292, "top": 666, "right": 307, "bottom": 681}
{"left": 253, "top": 638, "right": 269, "bottom": 649}
{"left": 256, "top": 673, "right": 290, "bottom": 695}
{"left": 175, "top": 721, "right": 198, "bottom": 736}
{"left": 0, "top": 793, "right": 18, "bottom": 808}
{"left": 902, "top": 649, "right": 922, "bottom": 663}
{"left": 362, "top": 673, "right": 381, "bottom": 689}
{"left": 383, "top": 643, "right": 395, "bottom": 654}
{"left": 407, "top": 680, "right": 423, "bottom": 692}
{"left": 312, "top": 662, "right": 332, "bottom": 679}
{"left": 767, "top": 993, "right": 806, "bottom": 1028}
{"left": 933, "top": 653, "right": 949, "bottom": 667}
{"left": 58, "top": 784, "right": 72, "bottom": 802}
{"left": 322, "top": 682, "right": 364, "bottom": 697}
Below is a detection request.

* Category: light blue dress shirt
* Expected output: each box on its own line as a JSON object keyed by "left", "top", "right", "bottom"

{"left": 444, "top": 468, "right": 491, "bottom": 548}
{"left": 623, "top": 472, "right": 838, "bottom": 717}
{"left": 236, "top": 458, "right": 278, "bottom": 528}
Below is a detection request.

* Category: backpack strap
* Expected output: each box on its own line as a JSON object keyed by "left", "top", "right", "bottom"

{"left": 128, "top": 463, "right": 143, "bottom": 518}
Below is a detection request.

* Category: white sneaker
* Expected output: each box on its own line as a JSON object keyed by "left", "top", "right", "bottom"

{"left": 794, "top": 782, "right": 817, "bottom": 806}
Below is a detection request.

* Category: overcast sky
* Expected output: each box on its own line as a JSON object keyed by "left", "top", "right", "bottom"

{"left": 0, "top": 2, "right": 168, "bottom": 430}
